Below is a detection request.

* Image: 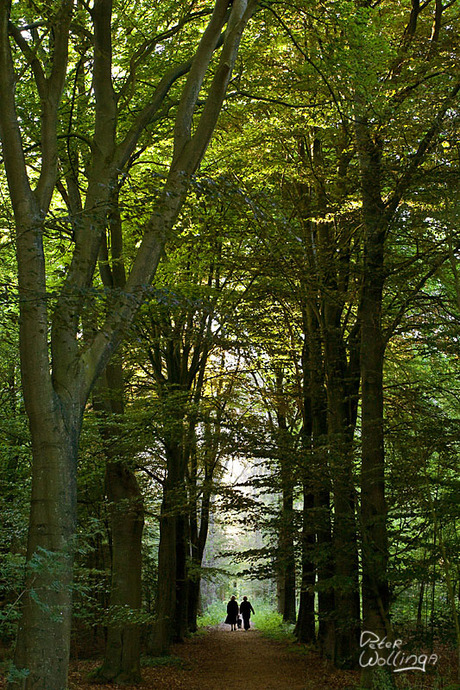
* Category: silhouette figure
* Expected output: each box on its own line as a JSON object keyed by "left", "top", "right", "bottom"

{"left": 225, "top": 595, "right": 239, "bottom": 631}
{"left": 239, "top": 596, "right": 255, "bottom": 630}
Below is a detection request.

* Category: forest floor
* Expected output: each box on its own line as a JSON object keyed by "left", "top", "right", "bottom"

{"left": 0, "top": 625, "right": 456, "bottom": 689}
{"left": 67, "top": 623, "right": 359, "bottom": 690}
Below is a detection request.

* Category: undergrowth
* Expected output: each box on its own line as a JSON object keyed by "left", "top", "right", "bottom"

{"left": 197, "top": 601, "right": 295, "bottom": 642}
{"left": 141, "top": 655, "right": 187, "bottom": 668}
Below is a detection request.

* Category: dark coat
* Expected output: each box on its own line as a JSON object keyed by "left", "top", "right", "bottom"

{"left": 239, "top": 599, "right": 255, "bottom": 629}
{"left": 225, "top": 598, "right": 239, "bottom": 625}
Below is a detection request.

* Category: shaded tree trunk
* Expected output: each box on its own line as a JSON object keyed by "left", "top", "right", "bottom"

{"left": 175, "top": 511, "right": 190, "bottom": 642}
{"left": 294, "top": 487, "right": 316, "bottom": 643}
{"left": 188, "top": 470, "right": 212, "bottom": 633}
{"left": 295, "top": 303, "right": 333, "bottom": 647}
{"left": 277, "top": 481, "right": 297, "bottom": 624}
{"left": 96, "top": 460, "right": 144, "bottom": 683}
{"left": 148, "top": 423, "right": 188, "bottom": 654}
{"left": 10, "top": 411, "right": 78, "bottom": 690}
{"left": 304, "top": 130, "right": 361, "bottom": 666}
{"left": 92, "top": 191, "right": 145, "bottom": 683}
{"left": 92, "top": 363, "right": 144, "bottom": 682}
{"left": 323, "top": 307, "right": 360, "bottom": 667}
{"left": 147, "top": 477, "right": 178, "bottom": 656}
{"left": 355, "top": 117, "right": 393, "bottom": 689}
{"left": 274, "top": 372, "right": 297, "bottom": 625}
{"left": 315, "top": 487, "right": 335, "bottom": 656}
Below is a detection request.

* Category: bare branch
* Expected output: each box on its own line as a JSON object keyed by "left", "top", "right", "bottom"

{"left": 115, "top": 59, "right": 193, "bottom": 169}
{"left": 173, "top": 0, "right": 230, "bottom": 162}
{"left": 35, "top": 1, "right": 73, "bottom": 210}
{"left": 174, "top": 0, "right": 258, "bottom": 172}
{"left": 8, "top": 20, "right": 46, "bottom": 95}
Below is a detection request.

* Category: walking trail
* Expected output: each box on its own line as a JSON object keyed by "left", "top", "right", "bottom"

{"left": 67, "top": 624, "right": 359, "bottom": 690}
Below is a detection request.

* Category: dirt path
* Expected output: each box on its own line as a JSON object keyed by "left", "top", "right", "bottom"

{"left": 168, "top": 624, "right": 310, "bottom": 690}
{"left": 66, "top": 624, "right": 359, "bottom": 690}
{"left": 2, "top": 627, "right": 452, "bottom": 688}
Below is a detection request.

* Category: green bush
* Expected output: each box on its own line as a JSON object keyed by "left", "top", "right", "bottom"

{"left": 253, "top": 603, "right": 295, "bottom": 641}
{"left": 197, "top": 601, "right": 226, "bottom": 627}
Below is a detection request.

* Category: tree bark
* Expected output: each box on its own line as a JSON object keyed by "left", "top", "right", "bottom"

{"left": 274, "top": 372, "right": 297, "bottom": 624}
{"left": 9, "top": 413, "right": 78, "bottom": 690}
{"left": 175, "top": 511, "right": 190, "bottom": 643}
{"left": 0, "top": 0, "right": 255, "bottom": 684}
{"left": 92, "top": 191, "right": 144, "bottom": 683}
{"left": 96, "top": 461, "right": 144, "bottom": 683}
{"left": 147, "top": 473, "right": 179, "bottom": 656}
{"left": 294, "top": 487, "right": 316, "bottom": 643}
{"left": 188, "top": 460, "right": 213, "bottom": 633}
{"left": 355, "top": 116, "right": 393, "bottom": 689}
{"left": 147, "top": 403, "right": 188, "bottom": 656}
{"left": 92, "top": 366, "right": 144, "bottom": 684}
{"left": 323, "top": 302, "right": 360, "bottom": 667}
{"left": 278, "top": 481, "right": 297, "bottom": 624}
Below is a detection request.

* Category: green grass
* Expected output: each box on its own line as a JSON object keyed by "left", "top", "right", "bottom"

{"left": 254, "top": 604, "right": 296, "bottom": 642}
{"left": 197, "top": 601, "right": 227, "bottom": 627}
{"left": 141, "top": 655, "right": 188, "bottom": 668}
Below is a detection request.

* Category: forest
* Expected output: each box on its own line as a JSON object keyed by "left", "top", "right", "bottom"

{"left": 0, "top": 0, "right": 459, "bottom": 689}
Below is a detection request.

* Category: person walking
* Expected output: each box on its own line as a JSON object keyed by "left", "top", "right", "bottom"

{"left": 239, "top": 596, "right": 255, "bottom": 630}
{"left": 225, "top": 595, "right": 239, "bottom": 631}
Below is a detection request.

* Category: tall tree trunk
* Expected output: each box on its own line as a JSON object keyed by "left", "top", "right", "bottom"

{"left": 93, "top": 364, "right": 144, "bottom": 682}
{"left": 188, "top": 458, "right": 202, "bottom": 634}
{"left": 187, "top": 579, "right": 201, "bottom": 634}
{"left": 147, "top": 476, "right": 178, "bottom": 656}
{"left": 148, "top": 440, "right": 186, "bottom": 655}
{"left": 278, "top": 482, "right": 297, "bottom": 624}
{"left": 81, "top": 178, "right": 144, "bottom": 679}
{"left": 315, "top": 487, "right": 335, "bottom": 656}
{"left": 96, "top": 461, "right": 144, "bottom": 683}
{"left": 328, "top": 430, "right": 360, "bottom": 667}
{"left": 9, "top": 407, "right": 78, "bottom": 690}
{"left": 324, "top": 314, "right": 360, "bottom": 667}
{"left": 296, "top": 303, "right": 334, "bottom": 647}
{"left": 175, "top": 511, "right": 190, "bottom": 642}
{"left": 359, "top": 247, "right": 392, "bottom": 686}
{"left": 294, "top": 488, "right": 316, "bottom": 642}
{"left": 308, "top": 129, "right": 361, "bottom": 666}
{"left": 188, "top": 473, "right": 212, "bottom": 633}
{"left": 355, "top": 118, "right": 393, "bottom": 688}
{"left": 93, "top": 191, "right": 145, "bottom": 682}
{"left": 274, "top": 375, "right": 297, "bottom": 625}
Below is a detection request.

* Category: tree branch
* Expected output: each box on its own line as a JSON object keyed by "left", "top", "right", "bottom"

{"left": 35, "top": 0, "right": 73, "bottom": 210}
{"left": 116, "top": 9, "right": 213, "bottom": 105}
{"left": 172, "top": 0, "right": 230, "bottom": 163}
{"left": 385, "top": 79, "right": 460, "bottom": 219}
{"left": 78, "top": 0, "right": 256, "bottom": 404}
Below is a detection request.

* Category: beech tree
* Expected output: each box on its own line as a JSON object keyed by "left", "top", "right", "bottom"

{"left": 1, "top": 1, "right": 459, "bottom": 688}
{"left": 208, "top": 0, "right": 459, "bottom": 682}
{"left": 0, "top": 0, "right": 255, "bottom": 687}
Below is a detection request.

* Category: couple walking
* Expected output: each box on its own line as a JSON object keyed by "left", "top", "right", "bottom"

{"left": 225, "top": 595, "right": 255, "bottom": 631}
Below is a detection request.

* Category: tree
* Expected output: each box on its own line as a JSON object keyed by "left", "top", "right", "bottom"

{"left": 215, "top": 1, "right": 459, "bottom": 679}
{"left": 0, "top": 1, "right": 255, "bottom": 686}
